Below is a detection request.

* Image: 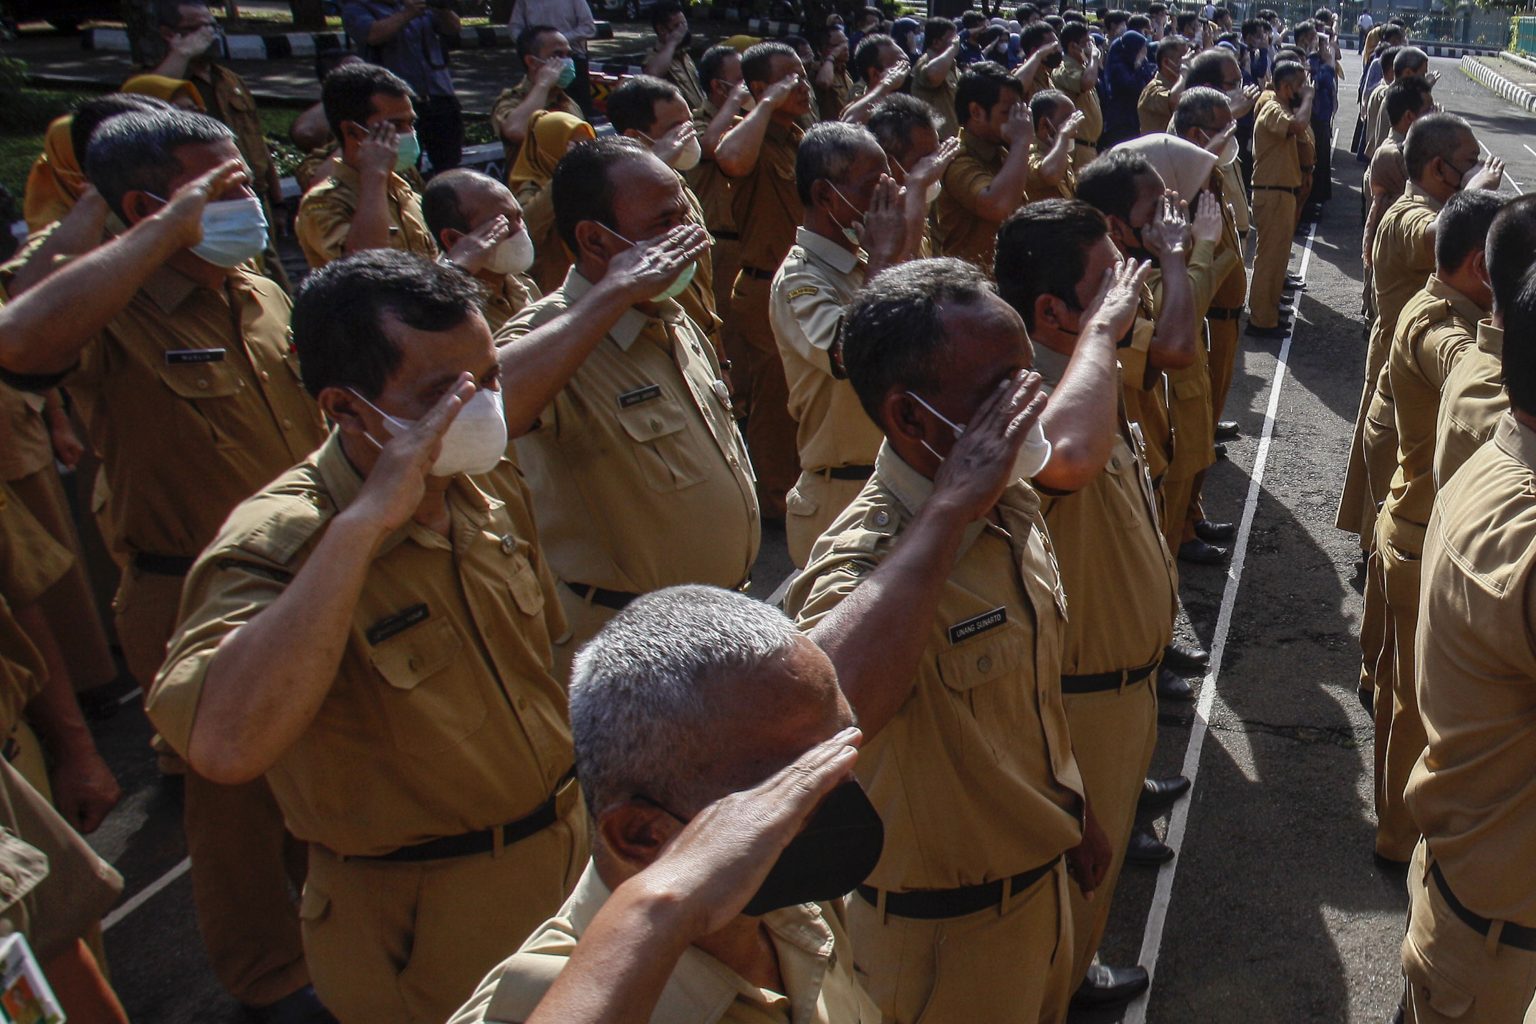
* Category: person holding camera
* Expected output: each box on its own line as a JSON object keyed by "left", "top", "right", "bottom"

{"left": 342, "top": 0, "right": 465, "bottom": 172}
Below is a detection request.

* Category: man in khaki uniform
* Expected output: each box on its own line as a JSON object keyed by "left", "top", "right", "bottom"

{"left": 502, "top": 140, "right": 758, "bottom": 670}
{"left": 788, "top": 258, "right": 1121, "bottom": 1024}
{"left": 688, "top": 47, "right": 751, "bottom": 392}
{"left": 1362, "top": 79, "right": 1434, "bottom": 302}
{"left": 912, "top": 18, "right": 962, "bottom": 139}
{"left": 716, "top": 42, "right": 815, "bottom": 519}
{"left": 937, "top": 63, "right": 1033, "bottom": 271}
{"left": 151, "top": 251, "right": 592, "bottom": 1024}
{"left": 1052, "top": 22, "right": 1103, "bottom": 168}
{"left": 450, "top": 587, "right": 879, "bottom": 1024}
{"left": 1247, "top": 62, "right": 1312, "bottom": 336}
{"left": 1137, "top": 37, "right": 1187, "bottom": 137}
{"left": 994, "top": 200, "right": 1176, "bottom": 1009}
{"left": 0, "top": 110, "right": 322, "bottom": 1017}
{"left": 771, "top": 123, "right": 911, "bottom": 566}
{"left": 297, "top": 63, "right": 438, "bottom": 269}
{"left": 1371, "top": 191, "right": 1503, "bottom": 866}
{"left": 1017, "top": 24, "right": 1063, "bottom": 99}
{"left": 1435, "top": 197, "right": 1536, "bottom": 488}
{"left": 1023, "top": 91, "right": 1084, "bottom": 204}
{"left": 494, "top": 28, "right": 586, "bottom": 170}
{"left": 1400, "top": 286, "right": 1536, "bottom": 1020}
{"left": 811, "top": 26, "right": 855, "bottom": 123}
{"left": 642, "top": 1, "right": 706, "bottom": 111}
{"left": 421, "top": 169, "right": 542, "bottom": 334}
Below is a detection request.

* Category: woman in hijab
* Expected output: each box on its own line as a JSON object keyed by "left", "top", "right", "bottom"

{"left": 508, "top": 109, "right": 597, "bottom": 293}
{"left": 22, "top": 118, "right": 87, "bottom": 234}
{"left": 120, "top": 74, "right": 207, "bottom": 111}
{"left": 1101, "top": 30, "right": 1154, "bottom": 149}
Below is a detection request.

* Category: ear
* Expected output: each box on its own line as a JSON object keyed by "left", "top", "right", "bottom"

{"left": 120, "top": 190, "right": 161, "bottom": 227}
{"left": 572, "top": 219, "right": 617, "bottom": 265}
{"left": 1033, "top": 293, "right": 1066, "bottom": 335}
{"left": 598, "top": 802, "right": 680, "bottom": 870}
{"left": 1469, "top": 248, "right": 1490, "bottom": 287}
{"left": 318, "top": 385, "right": 371, "bottom": 436}
{"left": 439, "top": 227, "right": 465, "bottom": 253}
{"left": 882, "top": 389, "right": 926, "bottom": 443}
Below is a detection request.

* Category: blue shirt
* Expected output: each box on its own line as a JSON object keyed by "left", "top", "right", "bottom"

{"left": 1308, "top": 52, "right": 1337, "bottom": 120}
{"left": 342, "top": 1, "right": 455, "bottom": 98}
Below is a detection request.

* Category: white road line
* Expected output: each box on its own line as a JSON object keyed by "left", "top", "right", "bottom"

{"left": 102, "top": 857, "right": 190, "bottom": 932}
{"left": 1480, "top": 140, "right": 1526, "bottom": 193}
{"left": 117, "top": 686, "right": 144, "bottom": 706}
{"left": 1524, "top": 143, "right": 1536, "bottom": 161}
{"left": 1122, "top": 222, "right": 1320, "bottom": 1024}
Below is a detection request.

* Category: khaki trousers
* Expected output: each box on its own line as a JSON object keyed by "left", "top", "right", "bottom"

{"left": 849, "top": 860, "right": 1075, "bottom": 1024}
{"left": 301, "top": 807, "right": 588, "bottom": 1024}
{"left": 1377, "top": 532, "right": 1426, "bottom": 864}
{"left": 786, "top": 470, "right": 868, "bottom": 569}
{"left": 730, "top": 272, "right": 799, "bottom": 519}
{"left": 1403, "top": 841, "right": 1536, "bottom": 1023}
{"left": 1248, "top": 190, "right": 1296, "bottom": 329}
{"left": 116, "top": 565, "right": 310, "bottom": 1008}
{"left": 1063, "top": 677, "right": 1157, "bottom": 979}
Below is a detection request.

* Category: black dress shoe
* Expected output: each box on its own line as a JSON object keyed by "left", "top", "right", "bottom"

{"left": 1140, "top": 775, "right": 1192, "bottom": 809}
{"left": 1214, "top": 420, "right": 1240, "bottom": 441}
{"left": 1214, "top": 441, "right": 1228, "bottom": 459}
{"left": 1358, "top": 685, "right": 1374, "bottom": 717}
{"left": 1245, "top": 323, "right": 1290, "bottom": 339}
{"left": 1285, "top": 274, "right": 1307, "bottom": 290}
{"left": 1126, "top": 828, "right": 1176, "bottom": 865}
{"left": 1178, "top": 537, "right": 1229, "bottom": 564}
{"left": 1195, "top": 519, "right": 1237, "bottom": 544}
{"left": 1163, "top": 640, "right": 1208, "bottom": 671}
{"left": 1071, "top": 963, "right": 1151, "bottom": 1009}
{"left": 1158, "top": 667, "right": 1195, "bottom": 701}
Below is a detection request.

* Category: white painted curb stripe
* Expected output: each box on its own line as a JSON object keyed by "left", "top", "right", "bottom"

{"left": 1461, "top": 55, "right": 1536, "bottom": 113}
{"left": 102, "top": 857, "right": 190, "bottom": 932}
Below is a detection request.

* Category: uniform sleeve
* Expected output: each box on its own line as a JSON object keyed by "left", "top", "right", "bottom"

{"left": 1255, "top": 99, "right": 1291, "bottom": 142}
{"left": 295, "top": 188, "right": 352, "bottom": 268}
{"left": 0, "top": 485, "right": 71, "bottom": 609}
{"left": 1051, "top": 62, "right": 1084, "bottom": 95}
{"left": 1117, "top": 316, "right": 1156, "bottom": 392}
{"left": 787, "top": 558, "right": 869, "bottom": 630}
{"left": 1367, "top": 144, "right": 1404, "bottom": 197}
{"left": 1425, "top": 322, "right": 1478, "bottom": 390}
{"left": 942, "top": 154, "right": 997, "bottom": 217}
{"left": 771, "top": 267, "right": 844, "bottom": 372}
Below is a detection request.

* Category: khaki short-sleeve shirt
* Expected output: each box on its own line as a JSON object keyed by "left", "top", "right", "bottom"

{"left": 1367, "top": 133, "right": 1408, "bottom": 205}
{"left": 150, "top": 438, "right": 575, "bottom": 856}
{"left": 769, "top": 228, "right": 883, "bottom": 474}
{"left": 1137, "top": 75, "right": 1175, "bottom": 136}
{"left": 652, "top": 44, "right": 706, "bottom": 111}
{"left": 730, "top": 120, "right": 805, "bottom": 273}
{"left": 0, "top": 385, "right": 51, "bottom": 482}
{"left": 1252, "top": 94, "right": 1301, "bottom": 188}
{"left": 479, "top": 272, "right": 542, "bottom": 336}
{"left": 500, "top": 270, "right": 760, "bottom": 596}
{"left": 686, "top": 101, "right": 737, "bottom": 235}
{"left": 1023, "top": 139, "right": 1076, "bottom": 204}
{"left": 912, "top": 54, "right": 960, "bottom": 139}
{"left": 1434, "top": 320, "right": 1506, "bottom": 489}
{"left": 193, "top": 65, "right": 275, "bottom": 194}
{"left": 936, "top": 128, "right": 1008, "bottom": 271}
{"left": 1052, "top": 57, "right": 1103, "bottom": 144}
{"left": 0, "top": 484, "right": 72, "bottom": 733}
{"left": 787, "top": 443, "right": 1084, "bottom": 891}
{"left": 492, "top": 81, "right": 584, "bottom": 169}
{"left": 295, "top": 163, "right": 439, "bottom": 269}
{"left": 1367, "top": 182, "right": 1443, "bottom": 392}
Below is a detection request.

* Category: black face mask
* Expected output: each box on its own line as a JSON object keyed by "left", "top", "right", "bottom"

{"left": 681, "top": 30, "right": 693, "bottom": 48}
{"left": 1044, "top": 51, "right": 1065, "bottom": 68}
{"left": 1288, "top": 92, "right": 1303, "bottom": 109}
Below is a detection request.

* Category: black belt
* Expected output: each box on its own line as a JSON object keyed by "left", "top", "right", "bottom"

{"left": 565, "top": 581, "right": 640, "bottom": 612}
{"left": 739, "top": 265, "right": 775, "bottom": 281}
{"left": 712, "top": 230, "right": 740, "bottom": 241}
{"left": 1254, "top": 184, "right": 1301, "bottom": 195}
{"left": 1060, "top": 660, "right": 1159, "bottom": 694}
{"left": 359, "top": 768, "right": 578, "bottom": 863}
{"left": 1207, "top": 306, "right": 1244, "bottom": 321}
{"left": 1429, "top": 858, "right": 1536, "bottom": 953}
{"left": 856, "top": 855, "right": 1061, "bottom": 920}
{"left": 824, "top": 464, "right": 875, "bottom": 481}
{"left": 1075, "top": 139, "right": 1097, "bottom": 150}
{"left": 133, "top": 552, "right": 196, "bottom": 577}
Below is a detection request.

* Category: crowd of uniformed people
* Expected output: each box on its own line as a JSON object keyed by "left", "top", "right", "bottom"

{"left": 0, "top": 0, "right": 1532, "bottom": 1021}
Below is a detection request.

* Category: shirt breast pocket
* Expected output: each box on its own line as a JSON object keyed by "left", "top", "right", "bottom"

{"left": 368, "top": 617, "right": 488, "bottom": 755}
{"left": 1104, "top": 438, "right": 1150, "bottom": 527}
{"left": 154, "top": 358, "right": 246, "bottom": 448}
{"left": 614, "top": 398, "right": 708, "bottom": 491}
{"left": 506, "top": 551, "right": 546, "bottom": 618}
{"left": 936, "top": 626, "right": 1026, "bottom": 759}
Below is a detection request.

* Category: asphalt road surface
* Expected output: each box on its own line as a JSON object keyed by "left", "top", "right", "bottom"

{"left": 58, "top": 52, "right": 1531, "bottom": 1024}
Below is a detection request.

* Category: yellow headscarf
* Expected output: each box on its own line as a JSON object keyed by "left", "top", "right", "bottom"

{"left": 508, "top": 110, "right": 595, "bottom": 193}
{"left": 23, "top": 116, "right": 86, "bottom": 234}
{"left": 121, "top": 74, "right": 207, "bottom": 111}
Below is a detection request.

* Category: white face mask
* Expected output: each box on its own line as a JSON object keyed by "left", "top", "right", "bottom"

{"left": 639, "top": 130, "right": 703, "bottom": 171}
{"left": 486, "top": 227, "right": 536, "bottom": 275}
{"left": 163, "top": 194, "right": 268, "bottom": 268}
{"left": 1218, "top": 133, "right": 1240, "bottom": 166}
{"left": 906, "top": 390, "right": 1052, "bottom": 479}
{"left": 350, "top": 386, "right": 508, "bottom": 478}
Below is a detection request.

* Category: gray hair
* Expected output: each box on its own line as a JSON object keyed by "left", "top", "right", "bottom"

{"left": 868, "top": 93, "right": 941, "bottom": 164}
{"left": 1404, "top": 111, "right": 1472, "bottom": 182}
{"left": 569, "top": 585, "right": 804, "bottom": 814}
{"left": 796, "top": 121, "right": 880, "bottom": 207}
{"left": 84, "top": 109, "right": 234, "bottom": 220}
{"left": 1173, "top": 86, "right": 1231, "bottom": 137}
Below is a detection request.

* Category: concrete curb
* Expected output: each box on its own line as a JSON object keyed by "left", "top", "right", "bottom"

{"left": 81, "top": 20, "right": 617, "bottom": 57}
{"left": 1503, "top": 50, "right": 1536, "bottom": 75}
{"left": 1416, "top": 41, "right": 1501, "bottom": 58}
{"left": 1459, "top": 53, "right": 1536, "bottom": 114}
{"left": 693, "top": 6, "right": 801, "bottom": 35}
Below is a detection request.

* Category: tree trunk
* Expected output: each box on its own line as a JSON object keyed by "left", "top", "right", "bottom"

{"left": 121, "top": 0, "right": 163, "bottom": 67}
{"left": 291, "top": 0, "right": 328, "bottom": 29}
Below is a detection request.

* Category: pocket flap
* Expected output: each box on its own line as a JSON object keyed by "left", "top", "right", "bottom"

{"left": 368, "top": 617, "right": 461, "bottom": 691}
{"left": 507, "top": 556, "right": 546, "bottom": 616}
{"left": 1403, "top": 937, "right": 1474, "bottom": 1018}
{"left": 786, "top": 485, "right": 820, "bottom": 518}
{"left": 937, "top": 628, "right": 1022, "bottom": 693}
{"left": 614, "top": 398, "right": 688, "bottom": 444}
{"left": 155, "top": 357, "right": 243, "bottom": 399}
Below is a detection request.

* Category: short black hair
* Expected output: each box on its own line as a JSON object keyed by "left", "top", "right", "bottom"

{"left": 796, "top": 121, "right": 878, "bottom": 206}
{"left": 841, "top": 258, "right": 995, "bottom": 426}
{"left": 961, "top": 11, "right": 988, "bottom": 29}
{"left": 551, "top": 135, "right": 649, "bottom": 252}
{"left": 1076, "top": 148, "right": 1154, "bottom": 224}
{"left": 517, "top": 24, "right": 565, "bottom": 62}
{"left": 84, "top": 108, "right": 233, "bottom": 220}
{"left": 1435, "top": 189, "right": 1505, "bottom": 275}
{"left": 1381, "top": 24, "right": 1406, "bottom": 44}
{"left": 1156, "top": 36, "right": 1190, "bottom": 65}
{"left": 606, "top": 75, "right": 684, "bottom": 134}
{"left": 1187, "top": 47, "right": 1238, "bottom": 89}
{"left": 743, "top": 40, "right": 797, "bottom": 87}
{"left": 1502, "top": 265, "right": 1536, "bottom": 414}
{"left": 1175, "top": 11, "right": 1198, "bottom": 33}
{"left": 651, "top": 0, "right": 684, "bottom": 31}
{"left": 1292, "top": 19, "right": 1316, "bottom": 42}
{"left": 1173, "top": 86, "right": 1230, "bottom": 136}
{"left": 291, "top": 250, "right": 484, "bottom": 400}
{"left": 1042, "top": 14, "right": 1064, "bottom": 32}
{"left": 1059, "top": 21, "right": 1089, "bottom": 47}
{"left": 1486, "top": 194, "right": 1536, "bottom": 314}
{"left": 1104, "top": 9, "right": 1129, "bottom": 28}
{"left": 854, "top": 32, "right": 897, "bottom": 82}
{"left": 155, "top": 0, "right": 206, "bottom": 27}
{"left": 1148, "top": 3, "right": 1168, "bottom": 15}
{"left": 321, "top": 62, "right": 414, "bottom": 140}
{"left": 1376, "top": 45, "right": 1402, "bottom": 79}
{"left": 994, "top": 199, "right": 1108, "bottom": 330}
{"left": 1394, "top": 46, "right": 1429, "bottom": 75}
{"left": 1241, "top": 18, "right": 1264, "bottom": 38}
{"left": 1128, "top": 14, "right": 1150, "bottom": 31}
{"left": 1404, "top": 112, "right": 1471, "bottom": 182}
{"left": 421, "top": 167, "right": 501, "bottom": 242}
{"left": 1019, "top": 22, "right": 1056, "bottom": 55}
{"left": 1385, "top": 77, "right": 1434, "bottom": 127}
{"left": 1028, "top": 89, "right": 1071, "bottom": 132}
{"left": 1271, "top": 58, "right": 1306, "bottom": 89}
{"left": 70, "top": 93, "right": 171, "bottom": 163}
{"left": 956, "top": 62, "right": 1023, "bottom": 128}
{"left": 699, "top": 44, "right": 739, "bottom": 85}
{"left": 868, "top": 93, "right": 941, "bottom": 164}
{"left": 924, "top": 16, "right": 956, "bottom": 45}
{"left": 1015, "top": 3, "right": 1040, "bottom": 20}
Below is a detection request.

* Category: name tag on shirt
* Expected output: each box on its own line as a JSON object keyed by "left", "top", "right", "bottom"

{"left": 617, "top": 384, "right": 662, "bottom": 409}
{"left": 367, "top": 603, "right": 430, "bottom": 646}
{"left": 948, "top": 607, "right": 1007, "bottom": 645}
{"left": 165, "top": 348, "right": 226, "bottom": 365}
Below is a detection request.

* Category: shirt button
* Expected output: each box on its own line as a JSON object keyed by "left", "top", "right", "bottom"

{"left": 516, "top": 697, "right": 529, "bottom": 710}
{"left": 197, "top": 379, "right": 209, "bottom": 389}
{"left": 873, "top": 511, "right": 891, "bottom": 527}
{"left": 649, "top": 417, "right": 662, "bottom": 432}
{"left": 282, "top": 418, "right": 293, "bottom": 429}
{"left": 977, "top": 655, "right": 993, "bottom": 673}
{"left": 500, "top": 534, "right": 516, "bottom": 555}
{"left": 260, "top": 369, "right": 271, "bottom": 381}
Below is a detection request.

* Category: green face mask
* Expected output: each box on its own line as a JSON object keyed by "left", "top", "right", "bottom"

{"left": 394, "top": 131, "right": 421, "bottom": 172}
{"left": 602, "top": 224, "right": 697, "bottom": 301}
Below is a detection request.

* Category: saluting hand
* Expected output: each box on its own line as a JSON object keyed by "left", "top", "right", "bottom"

{"left": 1142, "top": 191, "right": 1191, "bottom": 260}
{"left": 1059, "top": 110, "right": 1087, "bottom": 140}
{"left": 909, "top": 135, "right": 961, "bottom": 194}
{"left": 651, "top": 120, "right": 698, "bottom": 167}
{"left": 878, "top": 59, "right": 911, "bottom": 93}
{"left": 607, "top": 224, "right": 711, "bottom": 305}
{"left": 929, "top": 370, "right": 1046, "bottom": 524}
{"left": 153, "top": 158, "right": 250, "bottom": 251}
{"left": 761, "top": 72, "right": 803, "bottom": 110}
{"left": 1465, "top": 156, "right": 1505, "bottom": 193}
{"left": 446, "top": 214, "right": 512, "bottom": 274}
{"left": 1080, "top": 255, "right": 1152, "bottom": 344}
{"left": 347, "top": 375, "right": 475, "bottom": 538}
{"left": 858, "top": 174, "right": 907, "bottom": 265}
{"left": 357, "top": 123, "right": 402, "bottom": 181}
{"left": 1190, "top": 191, "right": 1223, "bottom": 245}
{"left": 1000, "top": 101, "right": 1035, "bottom": 149}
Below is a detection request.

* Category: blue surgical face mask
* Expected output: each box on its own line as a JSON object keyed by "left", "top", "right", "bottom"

{"left": 602, "top": 224, "right": 697, "bottom": 302}
{"left": 153, "top": 193, "right": 269, "bottom": 267}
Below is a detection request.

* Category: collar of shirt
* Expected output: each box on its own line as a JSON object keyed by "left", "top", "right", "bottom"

{"left": 140, "top": 262, "right": 215, "bottom": 315}
{"left": 331, "top": 160, "right": 410, "bottom": 197}
{"left": 960, "top": 127, "right": 1002, "bottom": 163}
{"left": 1031, "top": 343, "right": 1070, "bottom": 388}
{"left": 1424, "top": 274, "right": 1488, "bottom": 325}
{"left": 558, "top": 862, "right": 840, "bottom": 1023}
{"left": 873, "top": 438, "right": 1041, "bottom": 554}
{"left": 560, "top": 267, "right": 685, "bottom": 352}
{"left": 1493, "top": 410, "right": 1536, "bottom": 472}
{"left": 1404, "top": 179, "right": 1445, "bottom": 213}
{"left": 1477, "top": 318, "right": 1504, "bottom": 357}
{"left": 794, "top": 225, "right": 862, "bottom": 274}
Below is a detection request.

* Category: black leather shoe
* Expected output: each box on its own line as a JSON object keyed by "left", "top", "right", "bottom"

{"left": 1140, "top": 775, "right": 1192, "bottom": 809}
{"left": 1178, "top": 537, "right": 1229, "bottom": 564}
{"left": 1214, "top": 441, "right": 1228, "bottom": 459}
{"left": 1071, "top": 963, "right": 1151, "bottom": 1009}
{"left": 1158, "top": 667, "right": 1195, "bottom": 701}
{"left": 1163, "top": 640, "right": 1208, "bottom": 671}
{"left": 1285, "top": 274, "right": 1307, "bottom": 290}
{"left": 1245, "top": 323, "right": 1290, "bottom": 339}
{"left": 1195, "top": 519, "right": 1237, "bottom": 544}
{"left": 1358, "top": 685, "right": 1374, "bottom": 717}
{"left": 1126, "top": 828, "right": 1176, "bottom": 865}
{"left": 1214, "top": 420, "right": 1240, "bottom": 441}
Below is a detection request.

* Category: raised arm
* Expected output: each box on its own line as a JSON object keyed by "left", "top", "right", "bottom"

{"left": 968, "top": 102, "right": 1035, "bottom": 221}
{"left": 494, "top": 61, "right": 565, "bottom": 148}
{"left": 700, "top": 82, "right": 751, "bottom": 157}
{"left": 1142, "top": 195, "right": 1197, "bottom": 370}
{"left": 920, "top": 36, "right": 961, "bottom": 86}
{"left": 1034, "top": 111, "right": 1084, "bottom": 186}
{"left": 841, "top": 60, "right": 911, "bottom": 124}
{"left": 715, "top": 75, "right": 799, "bottom": 177}
{"left": 343, "top": 124, "right": 406, "bottom": 255}
{"left": 643, "top": 20, "right": 687, "bottom": 78}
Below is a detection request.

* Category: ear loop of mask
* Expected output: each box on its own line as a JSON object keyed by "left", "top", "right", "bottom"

{"left": 905, "top": 390, "right": 964, "bottom": 462}
{"left": 347, "top": 387, "right": 407, "bottom": 453}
